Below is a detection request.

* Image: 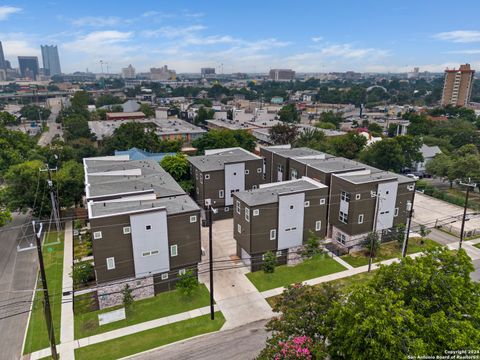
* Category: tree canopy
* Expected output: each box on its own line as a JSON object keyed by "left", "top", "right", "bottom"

{"left": 269, "top": 123, "right": 299, "bottom": 145}
{"left": 192, "top": 129, "right": 256, "bottom": 153}
{"left": 278, "top": 104, "right": 300, "bottom": 124}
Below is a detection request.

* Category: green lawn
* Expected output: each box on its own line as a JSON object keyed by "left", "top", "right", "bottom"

{"left": 23, "top": 231, "right": 65, "bottom": 355}
{"left": 75, "top": 312, "right": 225, "bottom": 360}
{"left": 246, "top": 254, "right": 346, "bottom": 292}
{"left": 340, "top": 238, "right": 440, "bottom": 268}
{"left": 74, "top": 284, "right": 211, "bottom": 339}
{"left": 474, "top": 243, "right": 480, "bottom": 250}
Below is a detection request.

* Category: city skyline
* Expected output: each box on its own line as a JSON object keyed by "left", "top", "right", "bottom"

{"left": 1, "top": 0, "right": 480, "bottom": 74}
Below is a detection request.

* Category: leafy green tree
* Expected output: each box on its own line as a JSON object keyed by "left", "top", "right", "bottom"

{"left": 70, "top": 91, "right": 92, "bottom": 112}
{"left": 194, "top": 106, "right": 215, "bottom": 125}
{"left": 329, "top": 131, "right": 367, "bottom": 159}
{"left": 160, "top": 153, "right": 189, "bottom": 180}
{"left": 419, "top": 224, "right": 431, "bottom": 238}
{"left": 55, "top": 160, "right": 85, "bottom": 207}
{"left": 176, "top": 270, "right": 198, "bottom": 296}
{"left": 122, "top": 284, "right": 134, "bottom": 308}
{"left": 269, "top": 123, "right": 299, "bottom": 145}
{"left": 192, "top": 129, "right": 256, "bottom": 153}
{"left": 95, "top": 94, "right": 122, "bottom": 108}
{"left": 318, "top": 111, "right": 343, "bottom": 128}
{"left": 0, "top": 111, "right": 19, "bottom": 125}
{"left": 91, "top": 109, "right": 107, "bottom": 120}
{"left": 262, "top": 251, "right": 277, "bottom": 273}
{"left": 139, "top": 103, "right": 155, "bottom": 118}
{"left": 0, "top": 208, "right": 12, "bottom": 227}
{"left": 278, "top": 104, "right": 300, "bottom": 124}
{"left": 294, "top": 128, "right": 329, "bottom": 152}
{"left": 72, "top": 262, "right": 94, "bottom": 286}
{"left": 0, "top": 126, "right": 37, "bottom": 176}
{"left": 367, "top": 122, "right": 383, "bottom": 136}
{"left": 301, "top": 231, "right": 324, "bottom": 259}
{"left": 63, "top": 114, "right": 94, "bottom": 141}
{"left": 20, "top": 105, "right": 51, "bottom": 121}
{"left": 395, "top": 223, "right": 406, "bottom": 246}
{"left": 361, "top": 231, "right": 381, "bottom": 257}
{"left": 315, "top": 121, "right": 336, "bottom": 130}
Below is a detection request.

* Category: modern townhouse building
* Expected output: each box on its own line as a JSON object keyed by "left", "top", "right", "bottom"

{"left": 232, "top": 177, "right": 329, "bottom": 271}
{"left": 83, "top": 156, "right": 201, "bottom": 309}
{"left": 328, "top": 170, "right": 415, "bottom": 251}
{"left": 188, "top": 147, "right": 264, "bottom": 219}
{"left": 260, "top": 145, "right": 329, "bottom": 183}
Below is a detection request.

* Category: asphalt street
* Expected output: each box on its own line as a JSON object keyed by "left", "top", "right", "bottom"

{"left": 37, "top": 105, "right": 62, "bottom": 147}
{"left": 0, "top": 213, "right": 38, "bottom": 360}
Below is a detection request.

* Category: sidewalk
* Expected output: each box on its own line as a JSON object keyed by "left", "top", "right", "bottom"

{"left": 29, "top": 305, "right": 219, "bottom": 359}
{"left": 60, "top": 221, "right": 74, "bottom": 360}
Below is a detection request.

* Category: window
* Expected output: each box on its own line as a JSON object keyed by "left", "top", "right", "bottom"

{"left": 407, "top": 184, "right": 415, "bottom": 191}
{"left": 237, "top": 224, "right": 242, "bottom": 234}
{"left": 252, "top": 185, "right": 257, "bottom": 189}
{"left": 178, "top": 269, "right": 186, "bottom": 275}
{"left": 142, "top": 251, "right": 150, "bottom": 257}
{"left": 358, "top": 214, "right": 364, "bottom": 224}
{"left": 219, "top": 190, "right": 224, "bottom": 198}
{"left": 291, "top": 169, "right": 298, "bottom": 180}
{"left": 276, "top": 250, "right": 282, "bottom": 257}
{"left": 161, "top": 273, "right": 168, "bottom": 280}
{"left": 170, "top": 245, "right": 178, "bottom": 257}
{"left": 341, "top": 191, "right": 351, "bottom": 202}
{"left": 190, "top": 215, "right": 197, "bottom": 223}
{"left": 315, "top": 220, "right": 322, "bottom": 231}
{"left": 123, "top": 226, "right": 131, "bottom": 235}
{"left": 355, "top": 194, "right": 361, "bottom": 200}
{"left": 106, "top": 257, "right": 115, "bottom": 270}
{"left": 245, "top": 169, "right": 250, "bottom": 175}
{"left": 277, "top": 165, "right": 284, "bottom": 172}
{"left": 339, "top": 211, "right": 348, "bottom": 224}
{"left": 204, "top": 174, "right": 210, "bottom": 180}
{"left": 320, "top": 198, "right": 326, "bottom": 205}
{"left": 93, "top": 231, "right": 102, "bottom": 239}
{"left": 304, "top": 201, "right": 310, "bottom": 207}
{"left": 336, "top": 233, "right": 346, "bottom": 245}
{"left": 290, "top": 205, "right": 294, "bottom": 210}
{"left": 394, "top": 207, "right": 399, "bottom": 217}
{"left": 245, "top": 207, "right": 250, "bottom": 222}
{"left": 257, "top": 168, "right": 262, "bottom": 173}
{"left": 236, "top": 200, "right": 241, "bottom": 214}
{"left": 224, "top": 207, "right": 230, "bottom": 212}
{"left": 253, "top": 209, "right": 260, "bottom": 216}
{"left": 196, "top": 187, "right": 199, "bottom": 195}
{"left": 371, "top": 191, "right": 377, "bottom": 198}
{"left": 151, "top": 250, "right": 159, "bottom": 255}
{"left": 145, "top": 225, "right": 152, "bottom": 231}
{"left": 270, "top": 229, "right": 276, "bottom": 240}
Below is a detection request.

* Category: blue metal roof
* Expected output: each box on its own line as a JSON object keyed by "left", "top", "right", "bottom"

{"left": 114, "top": 147, "right": 175, "bottom": 162}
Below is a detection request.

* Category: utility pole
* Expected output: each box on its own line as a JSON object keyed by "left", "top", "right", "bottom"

{"left": 40, "top": 165, "right": 61, "bottom": 233}
{"left": 402, "top": 184, "right": 416, "bottom": 257}
{"left": 207, "top": 204, "right": 215, "bottom": 320}
{"left": 459, "top": 181, "right": 476, "bottom": 250}
{"left": 33, "top": 221, "right": 59, "bottom": 360}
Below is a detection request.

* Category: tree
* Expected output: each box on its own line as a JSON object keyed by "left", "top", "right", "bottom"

{"left": 139, "top": 103, "right": 155, "bottom": 118}
{"left": 329, "top": 132, "right": 367, "bottom": 159}
{"left": 192, "top": 129, "right": 256, "bottom": 153}
{"left": 318, "top": 111, "right": 343, "bottom": 128}
{"left": 0, "top": 126, "right": 37, "bottom": 176}
{"left": 176, "top": 270, "right": 198, "bottom": 296}
{"left": 262, "top": 251, "right": 277, "bottom": 273}
{"left": 315, "top": 121, "right": 336, "bottom": 130}
{"left": 63, "top": 114, "right": 94, "bottom": 141}
{"left": 20, "top": 105, "right": 51, "bottom": 121}
{"left": 160, "top": 153, "right": 193, "bottom": 193}
{"left": 0, "top": 111, "right": 19, "bottom": 125}
{"left": 0, "top": 208, "right": 12, "bottom": 227}
{"left": 361, "top": 231, "right": 381, "bottom": 257}
{"left": 269, "top": 123, "right": 299, "bottom": 145}
{"left": 367, "top": 122, "right": 383, "bottom": 136}
{"left": 95, "top": 94, "right": 122, "bottom": 108}
{"left": 55, "top": 160, "right": 85, "bottom": 207}
{"left": 261, "top": 248, "right": 480, "bottom": 359}
{"left": 294, "top": 128, "right": 329, "bottom": 152}
{"left": 278, "top": 104, "right": 300, "bottom": 124}
{"left": 122, "top": 284, "right": 134, "bottom": 308}
{"left": 72, "top": 262, "right": 94, "bottom": 286}
{"left": 194, "top": 106, "right": 215, "bottom": 125}
{"left": 395, "top": 223, "right": 406, "bottom": 246}
{"left": 419, "top": 224, "right": 431, "bottom": 238}
{"left": 301, "top": 231, "right": 324, "bottom": 259}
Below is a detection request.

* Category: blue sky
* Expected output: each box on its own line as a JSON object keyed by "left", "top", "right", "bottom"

{"left": 1, "top": 0, "right": 480, "bottom": 73}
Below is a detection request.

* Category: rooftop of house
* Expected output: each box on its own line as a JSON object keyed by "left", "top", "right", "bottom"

{"left": 84, "top": 158, "right": 184, "bottom": 199}
{"left": 263, "top": 145, "right": 326, "bottom": 158}
{"left": 420, "top": 144, "right": 442, "bottom": 159}
{"left": 234, "top": 177, "right": 327, "bottom": 206}
{"left": 188, "top": 147, "right": 262, "bottom": 172}
{"left": 114, "top": 147, "right": 175, "bottom": 162}
{"left": 336, "top": 170, "right": 413, "bottom": 185}
{"left": 298, "top": 157, "right": 368, "bottom": 173}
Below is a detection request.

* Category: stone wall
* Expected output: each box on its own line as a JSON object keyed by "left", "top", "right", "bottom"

{"left": 97, "top": 276, "right": 154, "bottom": 310}
{"left": 331, "top": 226, "right": 369, "bottom": 252}
{"left": 287, "top": 245, "right": 304, "bottom": 266}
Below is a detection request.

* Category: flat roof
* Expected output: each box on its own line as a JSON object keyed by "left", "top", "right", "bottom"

{"left": 106, "top": 112, "right": 145, "bottom": 117}
{"left": 297, "top": 157, "right": 369, "bottom": 173}
{"left": 336, "top": 170, "right": 413, "bottom": 185}
{"left": 235, "top": 178, "right": 327, "bottom": 206}
{"left": 89, "top": 194, "right": 199, "bottom": 218}
{"left": 264, "top": 146, "right": 327, "bottom": 158}
{"left": 188, "top": 147, "right": 261, "bottom": 172}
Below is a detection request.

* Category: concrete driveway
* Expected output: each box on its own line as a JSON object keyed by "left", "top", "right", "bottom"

{"left": 199, "top": 219, "right": 274, "bottom": 330}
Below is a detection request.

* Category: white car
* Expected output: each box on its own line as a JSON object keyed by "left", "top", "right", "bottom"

{"left": 405, "top": 173, "right": 419, "bottom": 181}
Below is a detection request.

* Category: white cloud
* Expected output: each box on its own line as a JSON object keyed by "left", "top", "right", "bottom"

{"left": 311, "top": 36, "right": 323, "bottom": 42}
{"left": 0, "top": 6, "right": 21, "bottom": 20}
{"left": 433, "top": 30, "right": 480, "bottom": 43}
{"left": 447, "top": 49, "right": 480, "bottom": 54}
{"left": 0, "top": 33, "right": 40, "bottom": 63}
{"left": 71, "top": 16, "right": 121, "bottom": 27}
{"left": 141, "top": 25, "right": 206, "bottom": 38}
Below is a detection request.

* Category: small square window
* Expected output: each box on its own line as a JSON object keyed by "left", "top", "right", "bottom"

{"left": 270, "top": 229, "right": 276, "bottom": 240}
{"left": 106, "top": 257, "right": 115, "bottom": 270}
{"left": 257, "top": 168, "right": 262, "bottom": 173}
{"left": 233, "top": 172, "right": 237, "bottom": 176}
{"left": 145, "top": 225, "right": 152, "bottom": 231}
{"left": 371, "top": 191, "right": 377, "bottom": 198}
{"left": 205, "top": 174, "right": 210, "bottom": 180}
{"left": 407, "top": 184, "right": 414, "bottom": 191}
{"left": 289, "top": 205, "right": 294, "bottom": 210}
{"left": 320, "top": 198, "right": 326, "bottom": 205}
{"left": 304, "top": 201, "right": 310, "bottom": 207}
{"left": 252, "top": 185, "right": 257, "bottom": 189}
{"left": 170, "top": 245, "right": 178, "bottom": 257}
{"left": 355, "top": 194, "right": 361, "bottom": 200}
{"left": 224, "top": 207, "right": 230, "bottom": 212}
{"left": 123, "top": 226, "right": 131, "bottom": 235}
{"left": 358, "top": 214, "right": 364, "bottom": 224}
{"left": 178, "top": 269, "right": 186, "bottom": 275}
{"left": 161, "top": 273, "right": 168, "bottom": 280}
{"left": 93, "top": 231, "right": 102, "bottom": 239}
{"left": 245, "top": 169, "right": 250, "bottom": 175}
{"left": 219, "top": 190, "right": 224, "bottom": 198}
{"left": 315, "top": 220, "right": 321, "bottom": 231}
{"left": 253, "top": 209, "right": 260, "bottom": 216}
{"left": 190, "top": 215, "right": 197, "bottom": 223}
{"left": 237, "top": 224, "right": 242, "bottom": 234}
{"left": 276, "top": 250, "right": 282, "bottom": 257}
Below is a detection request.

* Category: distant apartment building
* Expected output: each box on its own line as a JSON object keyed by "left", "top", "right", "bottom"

{"left": 150, "top": 65, "right": 176, "bottom": 81}
{"left": 201, "top": 67, "right": 215, "bottom": 77}
{"left": 41, "top": 45, "right": 62, "bottom": 76}
{"left": 84, "top": 156, "right": 201, "bottom": 309}
{"left": 441, "top": 64, "right": 475, "bottom": 107}
{"left": 269, "top": 69, "right": 295, "bottom": 81}
{"left": 18, "top": 56, "right": 39, "bottom": 80}
{"left": 188, "top": 148, "right": 265, "bottom": 219}
{"left": 0, "top": 41, "right": 6, "bottom": 70}
{"left": 233, "top": 178, "right": 328, "bottom": 271}
{"left": 122, "top": 64, "right": 135, "bottom": 79}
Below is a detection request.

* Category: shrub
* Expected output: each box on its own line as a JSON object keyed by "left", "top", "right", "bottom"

{"left": 176, "top": 270, "right": 199, "bottom": 296}
{"left": 262, "top": 251, "right": 277, "bottom": 273}
{"left": 302, "top": 231, "right": 324, "bottom": 259}
{"left": 72, "top": 261, "right": 94, "bottom": 286}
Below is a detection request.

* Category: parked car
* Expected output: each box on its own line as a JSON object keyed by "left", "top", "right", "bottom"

{"left": 405, "top": 173, "right": 419, "bottom": 181}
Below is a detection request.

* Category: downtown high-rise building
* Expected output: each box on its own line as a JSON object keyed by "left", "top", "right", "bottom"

{"left": 0, "top": 41, "right": 6, "bottom": 69}
{"left": 41, "top": 45, "right": 61, "bottom": 76}
{"left": 18, "top": 56, "right": 39, "bottom": 80}
{"left": 441, "top": 63, "right": 475, "bottom": 107}
{"left": 269, "top": 68, "right": 295, "bottom": 81}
